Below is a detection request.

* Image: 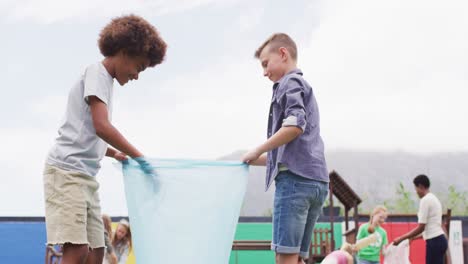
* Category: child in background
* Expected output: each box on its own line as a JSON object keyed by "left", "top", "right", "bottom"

{"left": 356, "top": 206, "right": 389, "bottom": 264}
{"left": 112, "top": 219, "right": 132, "bottom": 264}
{"left": 393, "top": 175, "right": 447, "bottom": 264}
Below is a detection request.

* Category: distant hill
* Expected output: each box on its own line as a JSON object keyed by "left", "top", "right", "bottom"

{"left": 219, "top": 150, "right": 468, "bottom": 216}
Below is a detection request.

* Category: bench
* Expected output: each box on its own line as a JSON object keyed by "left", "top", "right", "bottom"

{"left": 232, "top": 228, "right": 332, "bottom": 264}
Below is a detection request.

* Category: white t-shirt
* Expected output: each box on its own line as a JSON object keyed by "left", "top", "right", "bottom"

{"left": 47, "top": 62, "right": 114, "bottom": 176}
{"left": 418, "top": 192, "right": 444, "bottom": 240}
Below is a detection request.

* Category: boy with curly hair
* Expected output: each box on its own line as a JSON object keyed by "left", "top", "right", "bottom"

{"left": 43, "top": 15, "right": 167, "bottom": 264}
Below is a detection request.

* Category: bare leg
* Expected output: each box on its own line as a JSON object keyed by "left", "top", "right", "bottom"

{"left": 85, "top": 247, "right": 104, "bottom": 264}
{"left": 298, "top": 256, "right": 306, "bottom": 264}
{"left": 61, "top": 244, "right": 89, "bottom": 264}
{"left": 277, "top": 253, "right": 301, "bottom": 264}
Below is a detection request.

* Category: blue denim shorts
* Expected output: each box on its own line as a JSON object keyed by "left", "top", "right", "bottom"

{"left": 271, "top": 170, "right": 329, "bottom": 258}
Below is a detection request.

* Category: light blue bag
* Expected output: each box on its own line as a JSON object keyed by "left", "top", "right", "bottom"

{"left": 120, "top": 158, "right": 248, "bottom": 264}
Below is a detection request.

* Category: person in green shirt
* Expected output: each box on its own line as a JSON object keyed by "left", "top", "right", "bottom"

{"left": 356, "top": 205, "right": 389, "bottom": 264}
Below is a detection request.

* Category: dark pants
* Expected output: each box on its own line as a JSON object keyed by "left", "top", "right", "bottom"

{"left": 426, "top": 234, "right": 448, "bottom": 264}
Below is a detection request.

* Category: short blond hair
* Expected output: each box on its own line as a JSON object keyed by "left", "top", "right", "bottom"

{"left": 254, "top": 33, "right": 297, "bottom": 61}
{"left": 368, "top": 205, "right": 387, "bottom": 233}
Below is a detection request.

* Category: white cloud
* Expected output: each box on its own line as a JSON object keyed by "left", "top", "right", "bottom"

{"left": 235, "top": 3, "right": 266, "bottom": 32}
{"left": 0, "top": 0, "right": 248, "bottom": 24}
{"left": 301, "top": 0, "right": 468, "bottom": 152}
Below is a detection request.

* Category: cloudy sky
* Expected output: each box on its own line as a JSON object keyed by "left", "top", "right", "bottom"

{"left": 1, "top": 0, "right": 467, "bottom": 216}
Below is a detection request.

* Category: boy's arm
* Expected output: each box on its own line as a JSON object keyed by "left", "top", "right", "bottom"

{"left": 392, "top": 223, "right": 425, "bottom": 245}
{"left": 242, "top": 126, "right": 302, "bottom": 164}
{"left": 243, "top": 83, "right": 306, "bottom": 164}
{"left": 106, "top": 147, "right": 117, "bottom": 157}
{"left": 410, "top": 234, "right": 423, "bottom": 241}
{"left": 106, "top": 147, "right": 127, "bottom": 161}
{"left": 248, "top": 153, "right": 267, "bottom": 166}
{"left": 89, "top": 96, "right": 143, "bottom": 158}
{"left": 394, "top": 200, "right": 428, "bottom": 245}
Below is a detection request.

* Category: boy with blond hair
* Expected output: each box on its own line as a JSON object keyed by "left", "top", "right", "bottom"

{"left": 243, "top": 33, "right": 329, "bottom": 264}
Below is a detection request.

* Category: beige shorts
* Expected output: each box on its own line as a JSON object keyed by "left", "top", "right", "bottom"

{"left": 43, "top": 164, "right": 105, "bottom": 249}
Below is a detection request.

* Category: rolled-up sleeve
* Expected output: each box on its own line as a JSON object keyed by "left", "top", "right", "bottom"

{"left": 280, "top": 85, "right": 307, "bottom": 131}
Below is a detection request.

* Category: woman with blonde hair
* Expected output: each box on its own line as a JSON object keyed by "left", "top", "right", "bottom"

{"left": 356, "top": 205, "right": 389, "bottom": 264}
{"left": 112, "top": 219, "right": 132, "bottom": 264}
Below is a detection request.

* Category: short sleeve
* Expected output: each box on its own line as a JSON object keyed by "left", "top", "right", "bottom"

{"left": 418, "top": 198, "right": 429, "bottom": 224}
{"left": 356, "top": 224, "right": 366, "bottom": 240}
{"left": 84, "top": 64, "right": 111, "bottom": 105}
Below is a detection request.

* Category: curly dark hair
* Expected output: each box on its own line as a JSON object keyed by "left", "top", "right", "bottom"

{"left": 98, "top": 14, "right": 167, "bottom": 67}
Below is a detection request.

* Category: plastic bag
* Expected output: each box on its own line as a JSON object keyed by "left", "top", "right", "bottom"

{"left": 119, "top": 158, "right": 248, "bottom": 264}
{"left": 384, "top": 239, "right": 411, "bottom": 264}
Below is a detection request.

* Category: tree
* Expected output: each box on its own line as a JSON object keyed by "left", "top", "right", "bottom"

{"left": 444, "top": 185, "right": 468, "bottom": 216}
{"left": 384, "top": 182, "right": 417, "bottom": 214}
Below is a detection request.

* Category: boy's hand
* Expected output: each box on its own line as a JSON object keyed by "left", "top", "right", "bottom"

{"left": 393, "top": 237, "right": 403, "bottom": 246}
{"left": 134, "top": 156, "right": 157, "bottom": 177}
{"left": 242, "top": 149, "right": 262, "bottom": 164}
{"left": 114, "top": 152, "right": 128, "bottom": 162}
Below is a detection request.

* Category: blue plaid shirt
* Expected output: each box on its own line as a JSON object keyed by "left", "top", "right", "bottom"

{"left": 265, "top": 69, "right": 328, "bottom": 190}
